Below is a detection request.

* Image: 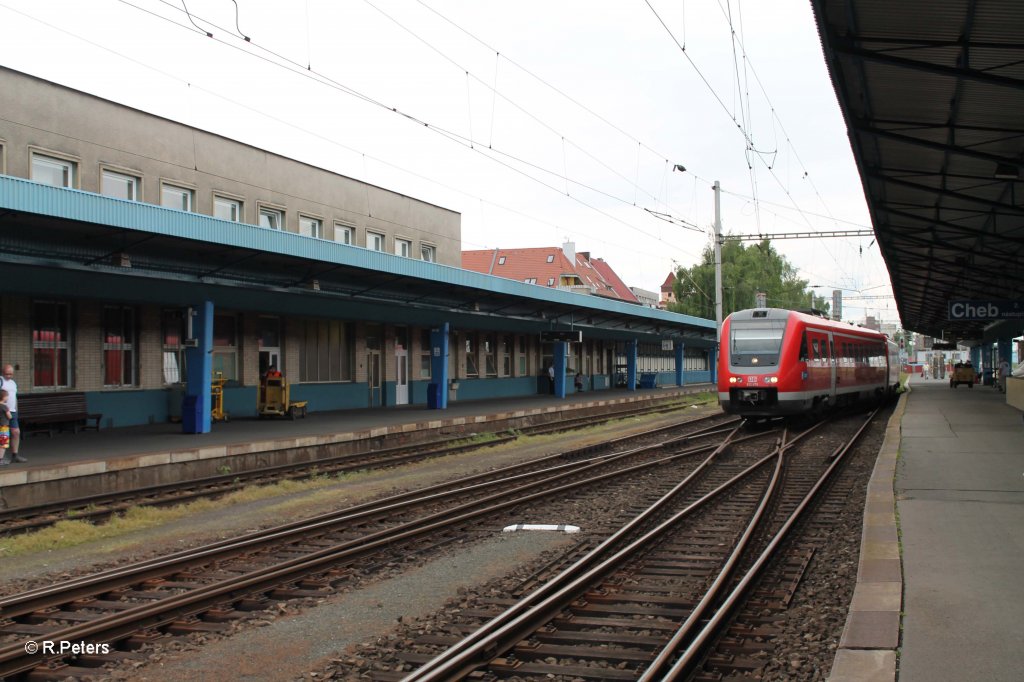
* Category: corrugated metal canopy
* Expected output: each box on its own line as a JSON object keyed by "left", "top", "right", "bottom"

{"left": 812, "top": 0, "right": 1024, "bottom": 343}
{"left": 0, "top": 177, "right": 716, "bottom": 347}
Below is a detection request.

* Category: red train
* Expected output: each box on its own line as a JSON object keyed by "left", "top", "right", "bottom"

{"left": 718, "top": 308, "right": 901, "bottom": 418}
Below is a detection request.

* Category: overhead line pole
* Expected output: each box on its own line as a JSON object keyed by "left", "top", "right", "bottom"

{"left": 714, "top": 180, "right": 723, "bottom": 342}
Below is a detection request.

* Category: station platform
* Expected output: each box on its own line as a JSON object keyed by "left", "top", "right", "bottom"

{"left": 830, "top": 376, "right": 1024, "bottom": 682}
{"left": 0, "top": 384, "right": 713, "bottom": 508}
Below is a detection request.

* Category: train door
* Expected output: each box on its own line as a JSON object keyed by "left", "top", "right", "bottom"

{"left": 805, "top": 328, "right": 834, "bottom": 398}
{"left": 828, "top": 333, "right": 837, "bottom": 397}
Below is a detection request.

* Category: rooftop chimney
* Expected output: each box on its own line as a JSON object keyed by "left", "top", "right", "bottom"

{"left": 562, "top": 241, "right": 576, "bottom": 262}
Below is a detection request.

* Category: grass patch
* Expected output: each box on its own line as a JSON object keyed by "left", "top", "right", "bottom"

{"left": 0, "top": 474, "right": 351, "bottom": 559}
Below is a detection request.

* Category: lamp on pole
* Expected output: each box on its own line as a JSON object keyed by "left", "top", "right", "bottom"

{"left": 673, "top": 166, "right": 724, "bottom": 341}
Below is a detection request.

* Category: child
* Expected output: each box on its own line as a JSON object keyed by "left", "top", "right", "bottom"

{"left": 0, "top": 389, "right": 10, "bottom": 465}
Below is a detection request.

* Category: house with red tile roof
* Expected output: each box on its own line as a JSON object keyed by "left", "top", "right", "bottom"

{"left": 660, "top": 271, "right": 678, "bottom": 308}
{"left": 462, "top": 242, "right": 641, "bottom": 304}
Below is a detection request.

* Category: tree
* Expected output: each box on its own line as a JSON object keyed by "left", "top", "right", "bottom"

{"left": 668, "top": 235, "right": 829, "bottom": 319}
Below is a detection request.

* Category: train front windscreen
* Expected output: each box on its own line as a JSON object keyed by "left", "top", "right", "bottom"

{"left": 729, "top": 322, "right": 786, "bottom": 367}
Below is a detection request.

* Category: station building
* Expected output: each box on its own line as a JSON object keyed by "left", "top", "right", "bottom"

{"left": 0, "top": 67, "right": 716, "bottom": 431}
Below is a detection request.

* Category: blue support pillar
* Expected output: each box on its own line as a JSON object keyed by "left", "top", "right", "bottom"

{"left": 709, "top": 344, "right": 718, "bottom": 385}
{"left": 554, "top": 341, "right": 567, "bottom": 398}
{"left": 971, "top": 346, "right": 981, "bottom": 369}
{"left": 183, "top": 301, "right": 213, "bottom": 434}
{"left": 429, "top": 323, "right": 450, "bottom": 409}
{"left": 675, "top": 341, "right": 685, "bottom": 386}
{"left": 626, "top": 340, "right": 637, "bottom": 392}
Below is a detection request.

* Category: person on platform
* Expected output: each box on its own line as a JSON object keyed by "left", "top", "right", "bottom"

{"left": 997, "top": 357, "right": 1010, "bottom": 393}
{"left": 0, "top": 365, "right": 24, "bottom": 463}
{"left": 0, "top": 389, "right": 11, "bottom": 465}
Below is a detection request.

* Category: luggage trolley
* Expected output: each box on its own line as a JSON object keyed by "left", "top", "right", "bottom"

{"left": 949, "top": 362, "right": 976, "bottom": 389}
{"left": 257, "top": 372, "right": 308, "bottom": 419}
{"left": 211, "top": 372, "right": 229, "bottom": 422}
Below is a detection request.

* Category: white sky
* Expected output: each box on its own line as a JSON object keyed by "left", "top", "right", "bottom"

{"left": 0, "top": 0, "right": 900, "bottom": 324}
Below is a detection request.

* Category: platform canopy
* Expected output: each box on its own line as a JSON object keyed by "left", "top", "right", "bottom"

{"left": 813, "top": 0, "right": 1024, "bottom": 344}
{"left": 0, "top": 177, "right": 716, "bottom": 347}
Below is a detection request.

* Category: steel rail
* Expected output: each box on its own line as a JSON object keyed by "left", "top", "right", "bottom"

{"left": 648, "top": 408, "right": 879, "bottom": 680}
{"left": 0, "top": 421, "right": 741, "bottom": 677}
{"left": 400, "top": 422, "right": 777, "bottom": 682}
{"left": 0, "top": 413, "right": 733, "bottom": 616}
{"left": 0, "top": 408, "right": 730, "bottom": 538}
{"left": 402, "top": 419, "right": 831, "bottom": 681}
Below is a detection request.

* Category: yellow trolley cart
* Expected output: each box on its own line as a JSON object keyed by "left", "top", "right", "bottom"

{"left": 211, "top": 372, "right": 229, "bottom": 422}
{"left": 257, "top": 373, "right": 308, "bottom": 420}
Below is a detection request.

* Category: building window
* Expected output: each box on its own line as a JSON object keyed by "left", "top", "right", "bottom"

{"left": 334, "top": 222, "right": 354, "bottom": 244}
{"left": 465, "top": 334, "right": 479, "bottom": 377}
{"left": 395, "top": 238, "right": 412, "bottom": 258}
{"left": 212, "top": 314, "right": 238, "bottom": 381}
{"left": 498, "top": 256, "right": 506, "bottom": 265}
{"left": 484, "top": 334, "right": 498, "bottom": 377}
{"left": 161, "top": 309, "right": 188, "bottom": 384}
{"left": 257, "top": 316, "right": 282, "bottom": 377}
{"left": 546, "top": 254, "right": 555, "bottom": 263}
{"left": 421, "top": 244, "right": 436, "bottom": 262}
{"left": 419, "top": 328, "right": 432, "bottom": 379}
{"left": 547, "top": 277, "right": 555, "bottom": 286}
{"left": 33, "top": 301, "right": 71, "bottom": 388}
{"left": 502, "top": 335, "right": 513, "bottom": 376}
{"left": 259, "top": 206, "right": 284, "bottom": 230}
{"left": 101, "top": 169, "right": 140, "bottom": 201}
{"left": 214, "top": 195, "right": 243, "bottom": 222}
{"left": 517, "top": 335, "right": 528, "bottom": 376}
{"left": 161, "top": 183, "right": 194, "bottom": 212}
{"left": 299, "top": 215, "right": 323, "bottom": 239}
{"left": 30, "top": 152, "right": 76, "bottom": 188}
{"left": 103, "top": 306, "right": 136, "bottom": 387}
{"left": 299, "top": 319, "right": 354, "bottom": 382}
{"left": 367, "top": 231, "right": 385, "bottom": 251}
{"left": 524, "top": 278, "right": 537, "bottom": 285}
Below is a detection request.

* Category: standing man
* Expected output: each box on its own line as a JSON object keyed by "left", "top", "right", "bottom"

{"left": 997, "top": 357, "right": 1010, "bottom": 393}
{"left": 1, "top": 365, "right": 24, "bottom": 463}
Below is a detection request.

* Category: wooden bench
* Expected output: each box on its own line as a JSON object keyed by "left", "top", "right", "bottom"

{"left": 17, "top": 392, "right": 103, "bottom": 436}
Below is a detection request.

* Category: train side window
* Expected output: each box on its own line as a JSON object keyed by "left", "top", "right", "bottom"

{"left": 799, "top": 335, "right": 809, "bottom": 361}
{"left": 812, "top": 339, "right": 819, "bottom": 361}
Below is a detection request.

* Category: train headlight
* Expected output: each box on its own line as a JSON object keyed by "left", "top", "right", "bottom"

{"left": 729, "top": 376, "right": 743, "bottom": 384}
{"left": 766, "top": 376, "right": 778, "bottom": 384}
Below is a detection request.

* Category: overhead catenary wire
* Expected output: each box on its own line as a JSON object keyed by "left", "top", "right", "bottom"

{"left": 1, "top": 0, "right": 892, "bottom": 316}
{"left": 111, "top": 0, "right": 708, "bottom": 259}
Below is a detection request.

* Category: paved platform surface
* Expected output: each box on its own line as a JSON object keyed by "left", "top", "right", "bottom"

{"left": 0, "top": 385, "right": 711, "bottom": 488}
{"left": 831, "top": 376, "right": 1024, "bottom": 681}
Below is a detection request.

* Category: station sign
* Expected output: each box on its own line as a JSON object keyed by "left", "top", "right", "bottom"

{"left": 947, "top": 299, "right": 1024, "bottom": 321}
{"left": 661, "top": 339, "right": 674, "bottom": 351}
{"left": 540, "top": 330, "right": 582, "bottom": 343}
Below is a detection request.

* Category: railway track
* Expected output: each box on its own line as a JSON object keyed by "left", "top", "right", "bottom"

{"left": 0, "top": 394, "right": 713, "bottom": 537}
{"left": 0, "top": 410, "right": 739, "bottom": 680}
{"left": 381, "top": 409, "right": 882, "bottom": 681}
